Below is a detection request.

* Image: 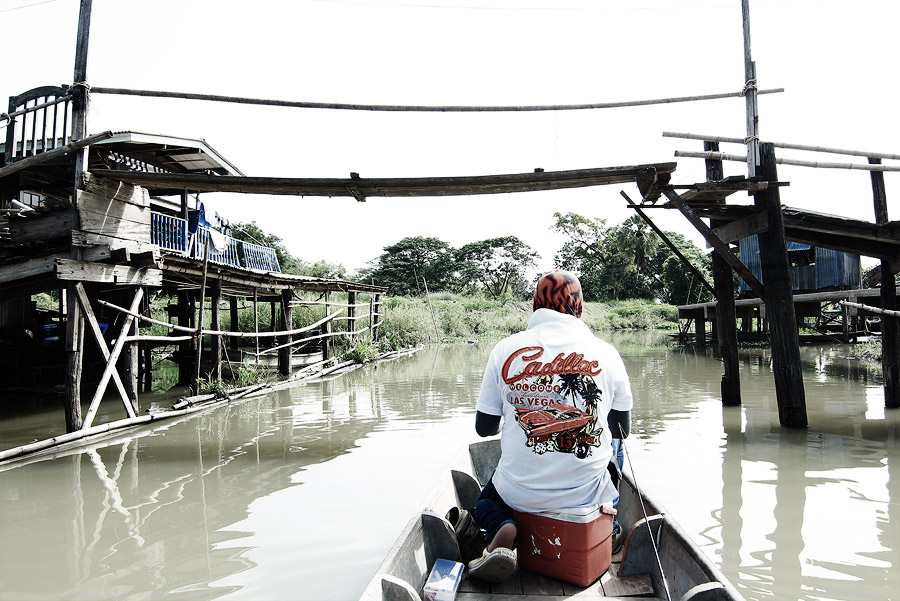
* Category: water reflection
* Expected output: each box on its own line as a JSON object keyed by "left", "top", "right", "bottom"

{"left": 621, "top": 336, "right": 899, "bottom": 601}
{"left": 0, "top": 345, "right": 487, "bottom": 600}
{"left": 0, "top": 339, "right": 897, "bottom": 601}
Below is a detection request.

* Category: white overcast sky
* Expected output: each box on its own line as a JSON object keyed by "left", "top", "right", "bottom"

{"left": 2, "top": 0, "right": 898, "bottom": 275}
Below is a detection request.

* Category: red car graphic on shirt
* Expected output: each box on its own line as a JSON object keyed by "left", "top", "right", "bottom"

{"left": 515, "top": 402, "right": 600, "bottom": 456}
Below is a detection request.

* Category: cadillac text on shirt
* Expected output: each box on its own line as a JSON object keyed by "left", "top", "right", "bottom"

{"left": 501, "top": 346, "right": 602, "bottom": 385}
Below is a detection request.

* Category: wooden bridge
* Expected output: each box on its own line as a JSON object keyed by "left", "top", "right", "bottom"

{"left": 1, "top": 83, "right": 681, "bottom": 443}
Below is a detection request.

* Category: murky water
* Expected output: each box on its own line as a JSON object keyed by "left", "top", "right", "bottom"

{"left": 0, "top": 334, "right": 897, "bottom": 601}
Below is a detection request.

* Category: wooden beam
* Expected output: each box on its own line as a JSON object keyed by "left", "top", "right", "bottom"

{"left": 712, "top": 211, "right": 768, "bottom": 244}
{"left": 55, "top": 258, "right": 162, "bottom": 286}
{"left": 72, "top": 229, "right": 159, "bottom": 255}
{"left": 0, "top": 132, "right": 113, "bottom": 179}
{"left": 72, "top": 282, "right": 135, "bottom": 417}
{"left": 82, "top": 172, "right": 149, "bottom": 207}
{"left": 6, "top": 209, "right": 75, "bottom": 244}
{"left": 90, "top": 163, "right": 679, "bottom": 198}
{"left": 661, "top": 187, "right": 765, "bottom": 299}
{"left": 82, "top": 286, "right": 144, "bottom": 429}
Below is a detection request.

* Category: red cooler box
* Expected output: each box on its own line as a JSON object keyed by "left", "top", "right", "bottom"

{"left": 513, "top": 504, "right": 615, "bottom": 587}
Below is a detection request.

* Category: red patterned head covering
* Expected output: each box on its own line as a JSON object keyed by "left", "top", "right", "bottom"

{"left": 533, "top": 270, "right": 583, "bottom": 318}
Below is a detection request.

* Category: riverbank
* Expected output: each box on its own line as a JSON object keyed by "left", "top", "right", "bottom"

{"left": 375, "top": 294, "right": 679, "bottom": 351}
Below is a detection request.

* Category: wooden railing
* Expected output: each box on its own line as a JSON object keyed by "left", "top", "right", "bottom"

{"left": 151, "top": 213, "right": 280, "bottom": 272}
{"left": 151, "top": 212, "right": 188, "bottom": 252}
{"left": 4, "top": 86, "right": 72, "bottom": 162}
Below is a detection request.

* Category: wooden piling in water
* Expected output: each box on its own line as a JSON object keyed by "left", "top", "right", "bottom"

{"left": 211, "top": 281, "right": 221, "bottom": 380}
{"left": 870, "top": 158, "right": 900, "bottom": 409}
{"left": 706, "top": 141, "right": 742, "bottom": 406}
{"left": 754, "top": 143, "right": 807, "bottom": 427}
{"left": 278, "top": 289, "right": 292, "bottom": 376}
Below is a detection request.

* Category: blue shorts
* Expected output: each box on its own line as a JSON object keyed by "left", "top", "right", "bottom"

{"left": 474, "top": 476, "right": 517, "bottom": 546}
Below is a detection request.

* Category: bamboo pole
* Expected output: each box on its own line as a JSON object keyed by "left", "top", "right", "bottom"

{"left": 423, "top": 278, "right": 440, "bottom": 341}
{"left": 97, "top": 297, "right": 344, "bottom": 338}
{"left": 840, "top": 301, "right": 900, "bottom": 318}
{"left": 91, "top": 85, "right": 785, "bottom": 113}
{"left": 664, "top": 131, "right": 900, "bottom": 161}
{"left": 674, "top": 150, "right": 900, "bottom": 172}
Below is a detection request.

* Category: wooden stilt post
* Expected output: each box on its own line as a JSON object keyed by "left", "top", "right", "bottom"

{"left": 64, "top": 294, "right": 85, "bottom": 432}
{"left": 347, "top": 291, "right": 356, "bottom": 340}
{"left": 64, "top": 0, "right": 93, "bottom": 433}
{"left": 278, "top": 289, "right": 293, "bottom": 376}
{"left": 177, "top": 291, "right": 192, "bottom": 385}
{"left": 755, "top": 143, "right": 807, "bottom": 427}
{"left": 706, "top": 141, "right": 742, "bottom": 406}
{"left": 142, "top": 342, "right": 152, "bottom": 393}
{"left": 211, "top": 281, "right": 221, "bottom": 381}
{"left": 123, "top": 288, "right": 140, "bottom": 410}
{"left": 694, "top": 315, "right": 706, "bottom": 347}
{"left": 229, "top": 295, "right": 238, "bottom": 338}
{"left": 870, "top": 157, "right": 900, "bottom": 409}
{"left": 193, "top": 239, "right": 210, "bottom": 390}
{"left": 253, "top": 289, "right": 259, "bottom": 367}
{"left": 322, "top": 291, "right": 332, "bottom": 361}
{"left": 270, "top": 301, "right": 277, "bottom": 332}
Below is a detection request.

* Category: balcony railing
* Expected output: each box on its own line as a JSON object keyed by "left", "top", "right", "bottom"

{"left": 151, "top": 212, "right": 281, "bottom": 272}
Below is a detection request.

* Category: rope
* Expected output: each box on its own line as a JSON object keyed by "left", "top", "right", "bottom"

{"left": 71, "top": 81, "right": 92, "bottom": 93}
{"left": 741, "top": 78, "right": 758, "bottom": 96}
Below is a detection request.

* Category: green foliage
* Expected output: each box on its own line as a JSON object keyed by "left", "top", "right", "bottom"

{"left": 232, "top": 363, "right": 267, "bottom": 387}
{"left": 195, "top": 372, "right": 228, "bottom": 397}
{"left": 341, "top": 336, "right": 380, "bottom": 363}
{"left": 455, "top": 236, "right": 538, "bottom": 298}
{"left": 551, "top": 211, "right": 712, "bottom": 304}
{"left": 362, "top": 236, "right": 455, "bottom": 296}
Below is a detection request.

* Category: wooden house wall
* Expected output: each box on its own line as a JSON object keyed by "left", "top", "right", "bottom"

{"left": 0, "top": 298, "right": 28, "bottom": 329}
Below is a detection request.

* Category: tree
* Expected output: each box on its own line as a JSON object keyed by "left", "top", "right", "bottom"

{"left": 552, "top": 211, "right": 712, "bottom": 304}
{"left": 456, "top": 236, "right": 539, "bottom": 298}
{"left": 658, "top": 232, "right": 713, "bottom": 305}
{"left": 366, "top": 236, "right": 455, "bottom": 295}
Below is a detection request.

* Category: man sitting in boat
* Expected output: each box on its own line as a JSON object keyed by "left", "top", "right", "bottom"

{"left": 467, "top": 270, "right": 633, "bottom": 582}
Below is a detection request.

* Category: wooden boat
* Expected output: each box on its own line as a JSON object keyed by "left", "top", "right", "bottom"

{"left": 359, "top": 439, "right": 745, "bottom": 601}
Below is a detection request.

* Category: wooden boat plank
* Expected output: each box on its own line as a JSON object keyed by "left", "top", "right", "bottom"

{"left": 599, "top": 567, "right": 654, "bottom": 597}
{"left": 519, "top": 570, "right": 566, "bottom": 596}
{"left": 458, "top": 593, "right": 663, "bottom": 601}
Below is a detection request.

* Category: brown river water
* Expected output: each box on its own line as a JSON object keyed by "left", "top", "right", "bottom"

{"left": 0, "top": 333, "right": 897, "bottom": 601}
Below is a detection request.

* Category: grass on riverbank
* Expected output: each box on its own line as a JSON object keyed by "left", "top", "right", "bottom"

{"left": 376, "top": 294, "right": 679, "bottom": 352}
